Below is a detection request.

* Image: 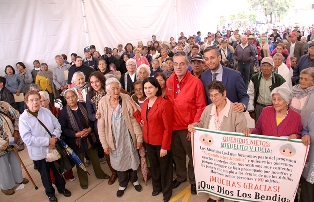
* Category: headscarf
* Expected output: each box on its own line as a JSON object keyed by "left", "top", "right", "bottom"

{"left": 292, "top": 84, "right": 314, "bottom": 99}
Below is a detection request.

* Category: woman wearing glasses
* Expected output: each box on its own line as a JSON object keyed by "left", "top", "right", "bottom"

{"left": 188, "top": 81, "right": 247, "bottom": 202}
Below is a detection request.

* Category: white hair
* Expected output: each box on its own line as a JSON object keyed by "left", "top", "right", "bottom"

{"left": 136, "top": 64, "right": 151, "bottom": 76}
{"left": 126, "top": 58, "right": 136, "bottom": 66}
{"left": 71, "top": 71, "right": 85, "bottom": 84}
{"left": 105, "top": 77, "right": 121, "bottom": 91}
{"left": 64, "top": 88, "right": 78, "bottom": 97}
{"left": 273, "top": 53, "right": 284, "bottom": 61}
{"left": 39, "top": 91, "right": 49, "bottom": 100}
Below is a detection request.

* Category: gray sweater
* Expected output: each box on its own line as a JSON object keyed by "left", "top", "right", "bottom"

{"left": 234, "top": 44, "right": 255, "bottom": 64}
{"left": 4, "top": 74, "right": 24, "bottom": 94}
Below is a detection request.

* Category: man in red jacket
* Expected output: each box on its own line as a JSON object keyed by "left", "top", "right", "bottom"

{"left": 166, "top": 52, "right": 206, "bottom": 195}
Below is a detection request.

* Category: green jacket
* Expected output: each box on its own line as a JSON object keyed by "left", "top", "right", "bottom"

{"left": 251, "top": 72, "right": 286, "bottom": 107}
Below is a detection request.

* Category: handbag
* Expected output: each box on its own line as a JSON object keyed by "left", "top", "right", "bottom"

{"left": 34, "top": 115, "right": 75, "bottom": 175}
{"left": 0, "top": 111, "right": 24, "bottom": 151}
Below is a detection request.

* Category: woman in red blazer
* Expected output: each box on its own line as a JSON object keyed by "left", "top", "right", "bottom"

{"left": 132, "top": 77, "right": 174, "bottom": 202}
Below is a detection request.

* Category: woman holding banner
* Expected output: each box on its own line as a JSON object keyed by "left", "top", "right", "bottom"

{"left": 188, "top": 81, "right": 247, "bottom": 202}
{"left": 243, "top": 84, "right": 302, "bottom": 139}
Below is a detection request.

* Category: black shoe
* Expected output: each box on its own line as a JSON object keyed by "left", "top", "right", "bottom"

{"left": 80, "top": 184, "right": 88, "bottom": 189}
{"left": 134, "top": 184, "right": 142, "bottom": 192}
{"left": 207, "top": 198, "right": 216, "bottom": 202}
{"left": 163, "top": 197, "right": 170, "bottom": 202}
{"left": 48, "top": 196, "right": 58, "bottom": 202}
{"left": 58, "top": 189, "right": 71, "bottom": 197}
{"left": 116, "top": 188, "right": 126, "bottom": 197}
{"left": 152, "top": 190, "right": 161, "bottom": 196}
{"left": 172, "top": 179, "right": 186, "bottom": 189}
{"left": 191, "top": 184, "right": 197, "bottom": 195}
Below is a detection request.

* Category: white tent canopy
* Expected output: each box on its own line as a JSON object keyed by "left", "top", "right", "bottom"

{"left": 0, "top": 0, "right": 219, "bottom": 74}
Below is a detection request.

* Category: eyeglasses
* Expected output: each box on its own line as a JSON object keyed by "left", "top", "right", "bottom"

{"left": 209, "top": 93, "right": 222, "bottom": 99}
{"left": 127, "top": 64, "right": 136, "bottom": 66}
{"left": 28, "top": 98, "right": 40, "bottom": 103}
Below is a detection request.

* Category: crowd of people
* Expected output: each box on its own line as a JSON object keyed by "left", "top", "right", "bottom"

{"left": 1, "top": 26, "right": 314, "bottom": 202}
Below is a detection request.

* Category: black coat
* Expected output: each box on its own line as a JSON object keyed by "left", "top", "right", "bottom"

{"left": 58, "top": 102, "right": 96, "bottom": 153}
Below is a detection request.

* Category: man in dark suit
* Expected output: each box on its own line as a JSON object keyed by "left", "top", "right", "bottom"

{"left": 286, "top": 32, "right": 304, "bottom": 63}
{"left": 201, "top": 46, "right": 249, "bottom": 112}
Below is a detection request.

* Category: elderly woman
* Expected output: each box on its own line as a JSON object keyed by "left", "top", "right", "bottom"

{"left": 0, "top": 101, "right": 28, "bottom": 196}
{"left": 97, "top": 77, "right": 143, "bottom": 198}
{"left": 137, "top": 64, "right": 151, "bottom": 81}
{"left": 19, "top": 90, "right": 71, "bottom": 202}
{"left": 39, "top": 91, "right": 75, "bottom": 182}
{"left": 132, "top": 77, "right": 173, "bottom": 202}
{"left": 300, "top": 112, "right": 314, "bottom": 201}
{"left": 188, "top": 81, "right": 246, "bottom": 202}
{"left": 243, "top": 85, "right": 302, "bottom": 138}
{"left": 86, "top": 71, "right": 117, "bottom": 184}
{"left": 58, "top": 89, "right": 108, "bottom": 190}
{"left": 158, "top": 49, "right": 169, "bottom": 66}
{"left": 16, "top": 62, "right": 33, "bottom": 95}
{"left": 271, "top": 43, "right": 291, "bottom": 68}
{"left": 273, "top": 53, "right": 292, "bottom": 89}
{"left": 131, "top": 80, "right": 146, "bottom": 107}
{"left": 36, "top": 63, "right": 55, "bottom": 104}
{"left": 154, "top": 72, "right": 167, "bottom": 98}
{"left": 4, "top": 65, "right": 24, "bottom": 114}
{"left": 133, "top": 47, "right": 150, "bottom": 68}
{"left": 71, "top": 71, "right": 88, "bottom": 102}
{"left": 291, "top": 67, "right": 314, "bottom": 127}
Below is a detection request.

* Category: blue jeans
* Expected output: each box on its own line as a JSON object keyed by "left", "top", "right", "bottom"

{"left": 237, "top": 63, "right": 251, "bottom": 88}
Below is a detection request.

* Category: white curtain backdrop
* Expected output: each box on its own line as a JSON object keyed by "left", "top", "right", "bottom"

{"left": 0, "top": 0, "right": 219, "bottom": 75}
{"left": 0, "top": 0, "right": 86, "bottom": 75}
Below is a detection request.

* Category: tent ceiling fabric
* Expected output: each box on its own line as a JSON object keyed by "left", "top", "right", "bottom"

{"left": 0, "top": 0, "right": 217, "bottom": 74}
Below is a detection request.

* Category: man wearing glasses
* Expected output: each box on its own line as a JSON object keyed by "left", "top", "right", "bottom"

{"left": 166, "top": 52, "right": 206, "bottom": 195}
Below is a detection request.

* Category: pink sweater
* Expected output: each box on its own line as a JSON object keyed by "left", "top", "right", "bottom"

{"left": 252, "top": 106, "right": 302, "bottom": 138}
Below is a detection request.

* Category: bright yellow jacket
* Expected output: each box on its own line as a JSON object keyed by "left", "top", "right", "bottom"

{"left": 35, "top": 75, "right": 53, "bottom": 93}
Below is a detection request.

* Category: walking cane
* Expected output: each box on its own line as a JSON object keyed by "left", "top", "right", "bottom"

{"left": 12, "top": 147, "right": 38, "bottom": 190}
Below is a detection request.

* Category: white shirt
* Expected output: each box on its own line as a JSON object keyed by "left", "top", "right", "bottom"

{"left": 129, "top": 73, "right": 136, "bottom": 82}
{"left": 290, "top": 43, "right": 295, "bottom": 58}
{"left": 208, "top": 99, "right": 231, "bottom": 130}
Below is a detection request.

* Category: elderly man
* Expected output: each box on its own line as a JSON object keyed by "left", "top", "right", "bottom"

{"left": 67, "top": 56, "right": 95, "bottom": 85}
{"left": 53, "top": 55, "right": 70, "bottom": 95}
{"left": 247, "top": 57, "right": 286, "bottom": 121}
{"left": 307, "top": 28, "right": 314, "bottom": 42}
{"left": 234, "top": 35, "right": 256, "bottom": 88}
{"left": 166, "top": 52, "right": 206, "bottom": 195}
{"left": 219, "top": 39, "right": 234, "bottom": 68}
{"left": 120, "top": 58, "right": 137, "bottom": 94}
{"left": 293, "top": 42, "right": 314, "bottom": 83}
{"left": 190, "top": 53, "right": 204, "bottom": 79}
{"left": 286, "top": 32, "right": 304, "bottom": 63}
{"left": 301, "top": 36, "right": 309, "bottom": 54}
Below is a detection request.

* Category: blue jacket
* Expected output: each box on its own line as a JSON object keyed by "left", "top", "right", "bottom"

{"left": 200, "top": 66, "right": 249, "bottom": 108}
{"left": 293, "top": 54, "right": 314, "bottom": 83}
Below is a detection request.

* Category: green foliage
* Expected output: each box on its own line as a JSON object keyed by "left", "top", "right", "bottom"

{"left": 248, "top": 0, "right": 294, "bottom": 22}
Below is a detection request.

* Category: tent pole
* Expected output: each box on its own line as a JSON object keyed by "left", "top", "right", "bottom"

{"left": 81, "top": 0, "right": 89, "bottom": 46}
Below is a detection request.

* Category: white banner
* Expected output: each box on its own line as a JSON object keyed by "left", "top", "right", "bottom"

{"left": 192, "top": 127, "right": 309, "bottom": 202}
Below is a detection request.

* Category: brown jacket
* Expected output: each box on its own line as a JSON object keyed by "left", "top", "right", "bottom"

{"left": 286, "top": 41, "right": 304, "bottom": 62}
{"left": 97, "top": 93, "right": 143, "bottom": 150}
{"left": 193, "top": 103, "right": 247, "bottom": 133}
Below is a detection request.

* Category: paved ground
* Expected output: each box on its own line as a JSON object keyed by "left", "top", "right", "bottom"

{"left": 0, "top": 113, "right": 255, "bottom": 202}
